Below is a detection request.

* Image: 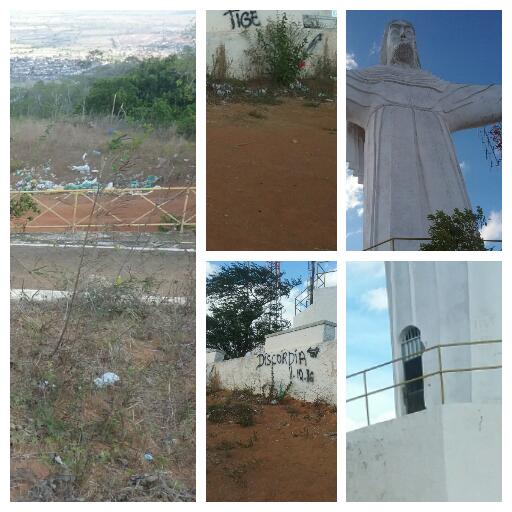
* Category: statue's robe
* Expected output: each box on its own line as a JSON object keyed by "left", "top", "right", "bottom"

{"left": 347, "top": 65, "right": 501, "bottom": 250}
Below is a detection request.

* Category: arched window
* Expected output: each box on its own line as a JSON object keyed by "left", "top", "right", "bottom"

{"left": 399, "top": 326, "right": 426, "bottom": 414}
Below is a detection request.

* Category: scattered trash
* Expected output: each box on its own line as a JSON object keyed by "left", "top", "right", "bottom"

{"left": 70, "top": 164, "right": 91, "bottom": 173}
{"left": 64, "top": 178, "right": 98, "bottom": 190}
{"left": 212, "top": 83, "right": 233, "bottom": 97}
{"left": 94, "top": 372, "right": 120, "bottom": 388}
{"left": 12, "top": 164, "right": 162, "bottom": 192}
{"left": 144, "top": 452, "right": 154, "bottom": 462}
{"left": 52, "top": 454, "right": 64, "bottom": 465}
{"left": 38, "top": 380, "right": 56, "bottom": 391}
{"left": 270, "top": 399, "right": 278, "bottom": 405}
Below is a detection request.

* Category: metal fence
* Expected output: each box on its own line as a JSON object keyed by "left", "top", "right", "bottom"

{"left": 364, "top": 237, "right": 502, "bottom": 251}
{"left": 346, "top": 339, "right": 502, "bottom": 427}
{"left": 10, "top": 187, "right": 196, "bottom": 233}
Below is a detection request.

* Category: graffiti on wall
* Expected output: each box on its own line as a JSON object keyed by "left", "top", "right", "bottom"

{"left": 306, "top": 33, "right": 323, "bottom": 53}
{"left": 224, "top": 10, "right": 261, "bottom": 30}
{"left": 256, "top": 347, "right": 320, "bottom": 383}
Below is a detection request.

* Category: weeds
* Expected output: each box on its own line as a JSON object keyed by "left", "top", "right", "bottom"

{"left": 246, "top": 13, "right": 311, "bottom": 85}
{"left": 206, "top": 368, "right": 222, "bottom": 396}
{"left": 207, "top": 403, "right": 255, "bottom": 427}
{"left": 262, "top": 365, "right": 293, "bottom": 404}
{"left": 11, "top": 272, "right": 196, "bottom": 501}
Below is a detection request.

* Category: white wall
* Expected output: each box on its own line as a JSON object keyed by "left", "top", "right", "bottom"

{"left": 265, "top": 320, "right": 336, "bottom": 352}
{"left": 294, "top": 286, "right": 337, "bottom": 328}
{"left": 385, "top": 262, "right": 502, "bottom": 416}
{"left": 206, "top": 349, "right": 225, "bottom": 364}
{"left": 347, "top": 402, "right": 501, "bottom": 501}
{"left": 206, "top": 10, "right": 337, "bottom": 79}
{"left": 207, "top": 340, "right": 336, "bottom": 404}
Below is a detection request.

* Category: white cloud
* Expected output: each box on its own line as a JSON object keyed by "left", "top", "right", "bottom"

{"left": 206, "top": 262, "right": 219, "bottom": 277}
{"left": 459, "top": 161, "right": 469, "bottom": 175}
{"left": 369, "top": 41, "right": 380, "bottom": 56}
{"left": 361, "top": 287, "right": 388, "bottom": 312}
{"left": 481, "top": 210, "right": 502, "bottom": 240}
{"left": 357, "top": 208, "right": 363, "bottom": 217}
{"left": 346, "top": 52, "right": 358, "bottom": 70}
{"left": 346, "top": 166, "right": 363, "bottom": 211}
{"left": 281, "top": 285, "right": 301, "bottom": 323}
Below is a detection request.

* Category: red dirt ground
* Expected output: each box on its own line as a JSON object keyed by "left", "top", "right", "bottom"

{"left": 206, "top": 391, "right": 337, "bottom": 502}
{"left": 206, "top": 99, "right": 337, "bottom": 250}
{"left": 11, "top": 188, "right": 196, "bottom": 233}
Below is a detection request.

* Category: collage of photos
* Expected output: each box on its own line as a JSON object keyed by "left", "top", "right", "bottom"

{"left": 8, "top": 5, "right": 504, "bottom": 506}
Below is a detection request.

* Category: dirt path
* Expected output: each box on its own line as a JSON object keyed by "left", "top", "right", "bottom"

{"left": 207, "top": 391, "right": 337, "bottom": 502}
{"left": 207, "top": 99, "right": 337, "bottom": 250}
{"left": 10, "top": 243, "right": 194, "bottom": 293}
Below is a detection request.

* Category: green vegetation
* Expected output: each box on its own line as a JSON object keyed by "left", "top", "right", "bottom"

{"left": 420, "top": 206, "right": 489, "bottom": 251}
{"left": 247, "top": 13, "right": 311, "bottom": 85}
{"left": 11, "top": 277, "right": 196, "bottom": 501}
{"left": 206, "top": 262, "right": 300, "bottom": 359}
{"left": 83, "top": 54, "right": 195, "bottom": 137}
{"left": 207, "top": 403, "right": 255, "bottom": 427}
{"left": 10, "top": 194, "right": 40, "bottom": 219}
{"left": 11, "top": 52, "right": 195, "bottom": 138}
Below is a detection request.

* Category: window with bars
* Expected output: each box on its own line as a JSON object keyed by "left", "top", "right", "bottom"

{"left": 400, "top": 326, "right": 426, "bottom": 414}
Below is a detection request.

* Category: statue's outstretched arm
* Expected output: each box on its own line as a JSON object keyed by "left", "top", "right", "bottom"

{"left": 347, "top": 70, "right": 371, "bottom": 128}
{"left": 442, "top": 83, "right": 501, "bottom": 132}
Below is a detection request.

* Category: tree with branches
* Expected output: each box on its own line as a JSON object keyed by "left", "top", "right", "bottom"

{"left": 206, "top": 262, "right": 300, "bottom": 359}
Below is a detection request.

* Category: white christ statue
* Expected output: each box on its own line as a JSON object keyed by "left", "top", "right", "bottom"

{"left": 347, "top": 20, "right": 501, "bottom": 250}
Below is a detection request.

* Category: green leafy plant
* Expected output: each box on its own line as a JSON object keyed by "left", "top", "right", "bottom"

{"left": 206, "top": 262, "right": 300, "bottom": 359}
{"left": 247, "top": 13, "right": 311, "bottom": 85}
{"left": 420, "top": 206, "right": 489, "bottom": 251}
{"left": 10, "top": 194, "right": 40, "bottom": 220}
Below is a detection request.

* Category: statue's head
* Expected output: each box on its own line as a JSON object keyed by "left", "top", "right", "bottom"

{"left": 380, "top": 19, "right": 421, "bottom": 68}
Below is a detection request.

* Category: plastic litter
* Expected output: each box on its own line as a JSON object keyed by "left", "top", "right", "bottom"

{"left": 70, "top": 164, "right": 91, "bottom": 173}
{"left": 144, "top": 452, "right": 154, "bottom": 462}
{"left": 94, "top": 372, "right": 120, "bottom": 388}
{"left": 53, "top": 455, "right": 64, "bottom": 465}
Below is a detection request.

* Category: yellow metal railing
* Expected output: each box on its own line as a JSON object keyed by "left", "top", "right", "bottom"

{"left": 364, "top": 237, "right": 502, "bottom": 251}
{"left": 346, "top": 339, "right": 502, "bottom": 427}
{"left": 10, "top": 186, "right": 196, "bottom": 233}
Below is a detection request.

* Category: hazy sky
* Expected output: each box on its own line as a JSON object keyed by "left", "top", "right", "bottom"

{"left": 346, "top": 10, "right": 502, "bottom": 251}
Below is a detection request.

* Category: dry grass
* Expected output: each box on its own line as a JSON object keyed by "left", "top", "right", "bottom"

{"left": 10, "top": 117, "right": 196, "bottom": 188}
{"left": 11, "top": 273, "right": 196, "bottom": 501}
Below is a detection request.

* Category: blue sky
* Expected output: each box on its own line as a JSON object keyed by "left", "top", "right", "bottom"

{"left": 346, "top": 10, "right": 502, "bottom": 250}
{"left": 346, "top": 261, "right": 395, "bottom": 430}
{"left": 207, "top": 261, "right": 337, "bottom": 322}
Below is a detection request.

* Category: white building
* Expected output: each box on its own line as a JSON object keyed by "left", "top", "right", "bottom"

{"left": 347, "top": 261, "right": 502, "bottom": 501}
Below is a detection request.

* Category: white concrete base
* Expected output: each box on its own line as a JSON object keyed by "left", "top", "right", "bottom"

{"left": 347, "top": 403, "right": 501, "bottom": 501}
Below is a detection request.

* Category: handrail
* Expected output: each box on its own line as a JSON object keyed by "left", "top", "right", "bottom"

{"left": 346, "top": 339, "right": 501, "bottom": 426}
{"left": 363, "top": 237, "right": 502, "bottom": 251}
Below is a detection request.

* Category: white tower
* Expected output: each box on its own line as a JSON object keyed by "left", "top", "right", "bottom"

{"left": 347, "top": 261, "right": 501, "bottom": 502}
{"left": 385, "top": 261, "right": 501, "bottom": 416}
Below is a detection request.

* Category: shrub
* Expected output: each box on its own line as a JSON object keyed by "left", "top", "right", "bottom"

{"left": 247, "top": 13, "right": 311, "bottom": 85}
